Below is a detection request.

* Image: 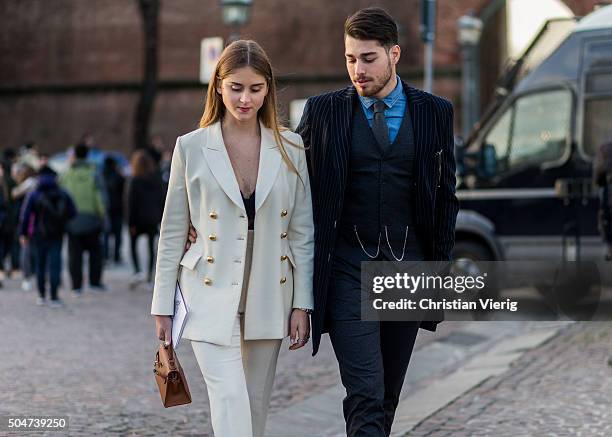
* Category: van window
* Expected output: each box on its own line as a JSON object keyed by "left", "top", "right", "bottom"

{"left": 508, "top": 89, "right": 571, "bottom": 168}
{"left": 585, "top": 71, "right": 612, "bottom": 93}
{"left": 480, "top": 89, "right": 571, "bottom": 178}
{"left": 483, "top": 107, "right": 513, "bottom": 173}
{"left": 583, "top": 41, "right": 612, "bottom": 70}
{"left": 583, "top": 97, "right": 612, "bottom": 156}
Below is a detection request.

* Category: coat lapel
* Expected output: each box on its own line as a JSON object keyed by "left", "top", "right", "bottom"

{"left": 254, "top": 124, "right": 281, "bottom": 211}
{"left": 201, "top": 121, "right": 281, "bottom": 213}
{"left": 201, "top": 122, "right": 245, "bottom": 211}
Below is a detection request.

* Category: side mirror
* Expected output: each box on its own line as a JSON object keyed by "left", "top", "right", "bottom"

{"left": 455, "top": 140, "right": 485, "bottom": 178}
{"left": 479, "top": 143, "right": 498, "bottom": 179}
{"left": 454, "top": 136, "right": 467, "bottom": 177}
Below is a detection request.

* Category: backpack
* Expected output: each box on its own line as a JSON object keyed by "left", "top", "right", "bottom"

{"left": 35, "top": 190, "right": 69, "bottom": 238}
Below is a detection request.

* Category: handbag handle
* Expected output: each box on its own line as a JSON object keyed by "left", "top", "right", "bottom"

{"left": 162, "top": 343, "right": 178, "bottom": 370}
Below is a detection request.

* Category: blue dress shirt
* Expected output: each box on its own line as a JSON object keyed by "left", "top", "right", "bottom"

{"left": 358, "top": 75, "right": 406, "bottom": 144}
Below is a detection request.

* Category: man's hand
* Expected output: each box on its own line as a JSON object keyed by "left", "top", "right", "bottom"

{"left": 184, "top": 221, "right": 197, "bottom": 251}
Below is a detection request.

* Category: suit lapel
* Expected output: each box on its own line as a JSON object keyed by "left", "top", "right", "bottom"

{"left": 404, "top": 83, "right": 430, "bottom": 180}
{"left": 201, "top": 122, "right": 246, "bottom": 211}
{"left": 255, "top": 124, "right": 281, "bottom": 211}
{"left": 404, "top": 84, "right": 428, "bottom": 151}
{"left": 331, "top": 86, "right": 356, "bottom": 188}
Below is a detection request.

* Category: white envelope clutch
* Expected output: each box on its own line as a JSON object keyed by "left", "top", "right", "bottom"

{"left": 172, "top": 279, "right": 189, "bottom": 349}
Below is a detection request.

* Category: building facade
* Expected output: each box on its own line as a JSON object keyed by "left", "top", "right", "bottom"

{"left": 0, "top": 0, "right": 603, "bottom": 154}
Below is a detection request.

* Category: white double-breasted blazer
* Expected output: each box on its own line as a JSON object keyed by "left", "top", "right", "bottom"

{"left": 151, "top": 121, "right": 314, "bottom": 346}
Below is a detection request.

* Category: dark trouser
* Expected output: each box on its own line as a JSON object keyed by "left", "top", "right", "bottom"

{"left": 327, "top": 232, "right": 422, "bottom": 437}
{"left": 34, "top": 238, "right": 63, "bottom": 300}
{"left": 68, "top": 231, "right": 103, "bottom": 289}
{"left": 130, "top": 224, "right": 158, "bottom": 281}
{"left": 329, "top": 319, "right": 419, "bottom": 437}
{"left": 21, "top": 241, "right": 35, "bottom": 278}
{"left": 103, "top": 213, "right": 123, "bottom": 262}
{"left": 0, "top": 230, "right": 20, "bottom": 273}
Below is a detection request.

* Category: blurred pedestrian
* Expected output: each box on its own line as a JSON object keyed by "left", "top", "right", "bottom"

{"left": 594, "top": 140, "right": 612, "bottom": 260}
{"left": 19, "top": 166, "right": 76, "bottom": 307}
{"left": 12, "top": 163, "right": 38, "bottom": 291}
{"left": 152, "top": 134, "right": 171, "bottom": 190}
{"left": 127, "top": 149, "right": 164, "bottom": 286}
{"left": 160, "top": 147, "right": 171, "bottom": 188}
{"left": 18, "top": 142, "right": 41, "bottom": 171}
{"left": 60, "top": 143, "right": 107, "bottom": 293}
{"left": 38, "top": 152, "right": 50, "bottom": 169}
{"left": 0, "top": 165, "right": 7, "bottom": 289}
{"left": 136, "top": 137, "right": 162, "bottom": 170}
{"left": 12, "top": 163, "right": 37, "bottom": 199}
{"left": 0, "top": 149, "right": 20, "bottom": 281}
{"left": 102, "top": 156, "right": 125, "bottom": 264}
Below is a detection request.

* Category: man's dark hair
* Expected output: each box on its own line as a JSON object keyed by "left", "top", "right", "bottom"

{"left": 38, "top": 165, "right": 57, "bottom": 177}
{"left": 74, "top": 142, "right": 89, "bottom": 159}
{"left": 344, "top": 7, "right": 399, "bottom": 48}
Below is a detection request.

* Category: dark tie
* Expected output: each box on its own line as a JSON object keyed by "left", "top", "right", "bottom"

{"left": 372, "top": 100, "right": 389, "bottom": 151}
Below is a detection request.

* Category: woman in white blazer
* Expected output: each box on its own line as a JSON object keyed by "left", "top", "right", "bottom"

{"left": 151, "top": 40, "right": 314, "bottom": 437}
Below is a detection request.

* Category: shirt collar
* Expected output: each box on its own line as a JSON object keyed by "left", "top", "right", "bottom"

{"left": 359, "top": 75, "right": 404, "bottom": 110}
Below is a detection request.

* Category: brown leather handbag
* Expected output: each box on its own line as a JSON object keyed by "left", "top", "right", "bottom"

{"left": 153, "top": 343, "right": 192, "bottom": 407}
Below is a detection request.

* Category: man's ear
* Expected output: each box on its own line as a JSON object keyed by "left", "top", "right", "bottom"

{"left": 390, "top": 45, "right": 401, "bottom": 65}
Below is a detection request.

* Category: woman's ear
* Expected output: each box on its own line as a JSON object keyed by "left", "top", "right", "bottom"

{"left": 216, "top": 76, "right": 222, "bottom": 95}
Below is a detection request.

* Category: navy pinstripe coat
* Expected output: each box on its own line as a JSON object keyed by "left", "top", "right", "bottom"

{"left": 297, "top": 82, "right": 459, "bottom": 355}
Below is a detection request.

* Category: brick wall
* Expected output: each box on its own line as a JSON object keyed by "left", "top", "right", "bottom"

{"left": 0, "top": 0, "right": 603, "bottom": 153}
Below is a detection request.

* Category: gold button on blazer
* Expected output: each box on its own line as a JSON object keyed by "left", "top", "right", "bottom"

{"left": 151, "top": 122, "right": 314, "bottom": 346}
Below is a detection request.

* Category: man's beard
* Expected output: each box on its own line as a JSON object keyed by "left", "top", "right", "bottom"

{"left": 359, "top": 60, "right": 393, "bottom": 97}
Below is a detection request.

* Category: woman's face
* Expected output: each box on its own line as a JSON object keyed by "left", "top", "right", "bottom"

{"left": 218, "top": 66, "right": 268, "bottom": 123}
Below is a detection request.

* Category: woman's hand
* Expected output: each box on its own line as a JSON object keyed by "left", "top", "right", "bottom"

{"left": 154, "top": 315, "right": 172, "bottom": 346}
{"left": 184, "top": 221, "right": 197, "bottom": 252}
{"left": 289, "top": 309, "right": 310, "bottom": 350}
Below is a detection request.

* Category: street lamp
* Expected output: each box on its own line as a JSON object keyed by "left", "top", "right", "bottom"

{"left": 458, "top": 14, "right": 483, "bottom": 139}
{"left": 220, "top": 0, "right": 253, "bottom": 42}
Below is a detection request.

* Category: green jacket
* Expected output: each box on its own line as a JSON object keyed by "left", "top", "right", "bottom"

{"left": 59, "top": 160, "right": 106, "bottom": 218}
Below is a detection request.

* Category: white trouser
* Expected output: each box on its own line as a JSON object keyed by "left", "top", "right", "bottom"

{"left": 191, "top": 314, "right": 282, "bottom": 437}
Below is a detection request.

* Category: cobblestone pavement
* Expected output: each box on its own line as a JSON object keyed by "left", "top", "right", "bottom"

{"left": 0, "top": 263, "right": 452, "bottom": 437}
{"left": 407, "top": 322, "right": 612, "bottom": 437}
{"left": 5, "top": 261, "right": 605, "bottom": 437}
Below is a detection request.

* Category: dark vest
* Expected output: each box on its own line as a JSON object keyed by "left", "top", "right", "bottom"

{"left": 337, "top": 99, "right": 425, "bottom": 261}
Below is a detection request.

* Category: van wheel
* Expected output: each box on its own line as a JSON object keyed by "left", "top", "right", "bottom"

{"left": 452, "top": 241, "right": 498, "bottom": 311}
{"left": 453, "top": 241, "right": 494, "bottom": 262}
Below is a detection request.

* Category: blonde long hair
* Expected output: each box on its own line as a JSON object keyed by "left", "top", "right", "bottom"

{"left": 199, "top": 40, "right": 300, "bottom": 175}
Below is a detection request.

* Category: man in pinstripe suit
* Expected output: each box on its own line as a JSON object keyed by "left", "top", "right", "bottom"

{"left": 295, "top": 7, "right": 459, "bottom": 436}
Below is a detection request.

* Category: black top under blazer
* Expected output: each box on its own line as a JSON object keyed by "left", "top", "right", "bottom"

{"left": 297, "top": 82, "right": 460, "bottom": 355}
